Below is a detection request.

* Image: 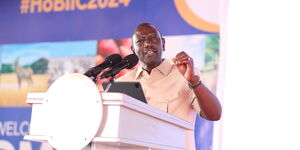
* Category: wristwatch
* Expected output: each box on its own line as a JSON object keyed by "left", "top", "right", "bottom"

{"left": 188, "top": 75, "right": 202, "bottom": 89}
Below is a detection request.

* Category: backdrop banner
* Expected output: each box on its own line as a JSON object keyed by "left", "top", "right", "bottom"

{"left": 0, "top": 0, "right": 220, "bottom": 150}
{"left": 0, "top": 0, "right": 219, "bottom": 44}
{"left": 0, "top": 107, "right": 53, "bottom": 150}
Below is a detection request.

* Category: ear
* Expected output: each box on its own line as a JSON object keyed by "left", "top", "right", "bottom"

{"left": 131, "top": 46, "right": 136, "bottom": 55}
{"left": 162, "top": 37, "right": 166, "bottom": 51}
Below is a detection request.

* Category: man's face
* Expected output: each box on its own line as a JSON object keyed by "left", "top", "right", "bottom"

{"left": 132, "top": 25, "right": 165, "bottom": 69}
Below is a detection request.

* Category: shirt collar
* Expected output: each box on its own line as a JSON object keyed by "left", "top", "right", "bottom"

{"left": 135, "top": 59, "right": 174, "bottom": 79}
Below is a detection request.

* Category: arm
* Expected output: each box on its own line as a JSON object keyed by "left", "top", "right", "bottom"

{"left": 189, "top": 75, "right": 222, "bottom": 121}
{"left": 174, "top": 51, "right": 222, "bottom": 121}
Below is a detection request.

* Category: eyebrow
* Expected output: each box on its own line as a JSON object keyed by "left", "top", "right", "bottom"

{"left": 135, "top": 32, "right": 158, "bottom": 37}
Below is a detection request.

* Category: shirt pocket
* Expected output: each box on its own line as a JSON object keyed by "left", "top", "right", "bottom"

{"left": 150, "top": 92, "right": 179, "bottom": 103}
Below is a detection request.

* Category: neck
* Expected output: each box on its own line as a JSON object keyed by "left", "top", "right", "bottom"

{"left": 142, "top": 64, "right": 156, "bottom": 74}
{"left": 142, "top": 67, "right": 152, "bottom": 74}
{"left": 142, "top": 59, "right": 164, "bottom": 74}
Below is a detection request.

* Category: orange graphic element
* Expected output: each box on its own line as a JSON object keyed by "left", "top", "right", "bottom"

{"left": 20, "top": 0, "right": 30, "bottom": 14}
{"left": 174, "top": 0, "right": 219, "bottom": 33}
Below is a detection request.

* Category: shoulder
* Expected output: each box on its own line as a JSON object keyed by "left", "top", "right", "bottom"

{"left": 116, "top": 67, "right": 138, "bottom": 81}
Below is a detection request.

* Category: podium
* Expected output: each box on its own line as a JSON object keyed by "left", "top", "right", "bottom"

{"left": 24, "top": 73, "right": 193, "bottom": 150}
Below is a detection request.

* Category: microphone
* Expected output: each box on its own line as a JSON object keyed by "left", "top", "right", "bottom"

{"left": 84, "top": 54, "right": 122, "bottom": 77}
{"left": 100, "top": 54, "right": 139, "bottom": 79}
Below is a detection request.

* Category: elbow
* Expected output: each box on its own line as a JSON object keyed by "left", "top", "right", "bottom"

{"left": 210, "top": 113, "right": 222, "bottom": 121}
{"left": 204, "top": 108, "right": 222, "bottom": 121}
{"left": 214, "top": 109, "right": 222, "bottom": 121}
{"left": 206, "top": 113, "right": 221, "bottom": 121}
{"left": 212, "top": 107, "right": 222, "bottom": 121}
{"left": 211, "top": 103, "right": 223, "bottom": 121}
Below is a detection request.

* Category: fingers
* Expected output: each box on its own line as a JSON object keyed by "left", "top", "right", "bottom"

{"left": 171, "top": 57, "right": 177, "bottom": 63}
{"left": 176, "top": 60, "right": 191, "bottom": 64}
{"left": 175, "top": 51, "right": 193, "bottom": 66}
{"left": 174, "top": 51, "right": 196, "bottom": 81}
{"left": 175, "top": 51, "right": 188, "bottom": 60}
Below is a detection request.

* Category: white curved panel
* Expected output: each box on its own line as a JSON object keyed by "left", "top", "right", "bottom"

{"left": 45, "top": 73, "right": 102, "bottom": 150}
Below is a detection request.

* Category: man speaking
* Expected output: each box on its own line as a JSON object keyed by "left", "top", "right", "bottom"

{"left": 117, "top": 23, "right": 222, "bottom": 150}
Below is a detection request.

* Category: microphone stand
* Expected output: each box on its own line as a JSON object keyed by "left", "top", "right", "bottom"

{"left": 104, "top": 75, "right": 115, "bottom": 92}
{"left": 84, "top": 69, "right": 98, "bottom": 83}
{"left": 90, "top": 75, "right": 97, "bottom": 83}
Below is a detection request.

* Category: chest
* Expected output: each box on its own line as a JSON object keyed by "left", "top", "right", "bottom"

{"left": 139, "top": 70, "right": 192, "bottom": 112}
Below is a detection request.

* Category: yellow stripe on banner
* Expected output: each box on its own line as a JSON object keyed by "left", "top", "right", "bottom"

{"left": 174, "top": 0, "right": 220, "bottom": 33}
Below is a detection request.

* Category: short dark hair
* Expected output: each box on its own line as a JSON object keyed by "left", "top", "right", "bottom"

{"left": 131, "top": 23, "right": 163, "bottom": 38}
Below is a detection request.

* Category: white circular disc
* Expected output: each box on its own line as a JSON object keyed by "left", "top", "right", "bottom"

{"left": 45, "top": 73, "right": 102, "bottom": 150}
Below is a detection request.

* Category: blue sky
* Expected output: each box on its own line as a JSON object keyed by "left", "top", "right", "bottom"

{"left": 0, "top": 40, "right": 97, "bottom": 65}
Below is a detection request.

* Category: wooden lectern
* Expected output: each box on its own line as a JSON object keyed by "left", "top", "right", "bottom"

{"left": 24, "top": 73, "right": 193, "bottom": 150}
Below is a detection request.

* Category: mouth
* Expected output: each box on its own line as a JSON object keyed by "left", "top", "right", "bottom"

{"left": 144, "top": 49, "right": 157, "bottom": 57}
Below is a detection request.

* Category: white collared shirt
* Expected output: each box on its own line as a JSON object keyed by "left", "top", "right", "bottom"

{"left": 117, "top": 58, "right": 201, "bottom": 150}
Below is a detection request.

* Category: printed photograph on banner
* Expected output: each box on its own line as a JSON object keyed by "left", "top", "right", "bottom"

{"left": 0, "top": 41, "right": 97, "bottom": 106}
{"left": 0, "top": 34, "right": 219, "bottom": 106}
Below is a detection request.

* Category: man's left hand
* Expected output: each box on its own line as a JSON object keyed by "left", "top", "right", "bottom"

{"left": 172, "top": 51, "right": 199, "bottom": 84}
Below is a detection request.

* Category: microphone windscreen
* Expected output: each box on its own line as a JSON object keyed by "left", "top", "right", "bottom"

{"left": 123, "top": 54, "right": 139, "bottom": 69}
{"left": 106, "top": 54, "right": 122, "bottom": 65}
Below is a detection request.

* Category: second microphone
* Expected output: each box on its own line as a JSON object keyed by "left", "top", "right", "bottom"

{"left": 100, "top": 54, "right": 139, "bottom": 79}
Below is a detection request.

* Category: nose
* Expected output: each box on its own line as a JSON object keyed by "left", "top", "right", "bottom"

{"left": 144, "top": 38, "right": 153, "bottom": 48}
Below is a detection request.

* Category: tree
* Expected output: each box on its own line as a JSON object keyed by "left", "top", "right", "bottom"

{"left": 31, "top": 58, "right": 48, "bottom": 74}
{"left": 0, "top": 64, "right": 14, "bottom": 73}
{"left": 205, "top": 34, "right": 219, "bottom": 65}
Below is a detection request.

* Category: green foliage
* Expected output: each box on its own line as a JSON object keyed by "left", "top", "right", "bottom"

{"left": 205, "top": 34, "right": 219, "bottom": 64}
{"left": 23, "top": 64, "right": 31, "bottom": 68}
{"left": 31, "top": 58, "right": 48, "bottom": 74}
{"left": 0, "top": 64, "right": 15, "bottom": 73}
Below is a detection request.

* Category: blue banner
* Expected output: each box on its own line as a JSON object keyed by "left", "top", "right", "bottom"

{"left": 0, "top": 0, "right": 219, "bottom": 44}
{"left": 0, "top": 107, "right": 51, "bottom": 150}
